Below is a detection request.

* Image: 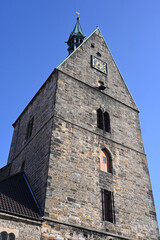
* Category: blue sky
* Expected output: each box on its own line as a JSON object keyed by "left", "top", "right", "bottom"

{"left": 0, "top": 0, "right": 160, "bottom": 229}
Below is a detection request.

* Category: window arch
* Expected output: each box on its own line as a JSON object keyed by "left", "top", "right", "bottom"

{"left": 100, "top": 149, "right": 112, "bottom": 173}
{"left": 97, "top": 109, "right": 110, "bottom": 133}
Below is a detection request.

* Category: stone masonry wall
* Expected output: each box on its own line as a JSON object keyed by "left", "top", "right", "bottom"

{"left": 0, "top": 213, "right": 41, "bottom": 240}
{"left": 2, "top": 27, "right": 159, "bottom": 240}
{"left": 41, "top": 219, "right": 130, "bottom": 240}
{"left": 58, "top": 28, "right": 138, "bottom": 111}
{"left": 56, "top": 71, "right": 144, "bottom": 153}
{"left": 45, "top": 117, "right": 158, "bottom": 239}
{"left": 7, "top": 71, "right": 57, "bottom": 210}
{"left": 45, "top": 28, "right": 159, "bottom": 239}
{"left": 8, "top": 71, "right": 57, "bottom": 164}
{"left": 0, "top": 164, "right": 11, "bottom": 181}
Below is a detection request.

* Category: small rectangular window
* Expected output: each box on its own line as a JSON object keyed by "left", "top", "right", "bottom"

{"left": 25, "top": 117, "right": 34, "bottom": 140}
{"left": 102, "top": 189, "right": 114, "bottom": 222}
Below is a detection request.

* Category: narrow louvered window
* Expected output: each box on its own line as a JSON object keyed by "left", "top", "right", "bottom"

{"left": 97, "top": 109, "right": 110, "bottom": 133}
{"left": 97, "top": 109, "right": 103, "bottom": 130}
{"left": 104, "top": 111, "right": 110, "bottom": 132}
{"left": 102, "top": 190, "right": 113, "bottom": 222}
{"left": 25, "top": 117, "right": 34, "bottom": 140}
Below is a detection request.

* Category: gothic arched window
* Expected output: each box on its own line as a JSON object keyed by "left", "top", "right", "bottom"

{"left": 104, "top": 111, "right": 110, "bottom": 132}
{"left": 97, "top": 109, "right": 110, "bottom": 133}
{"left": 100, "top": 149, "right": 112, "bottom": 173}
{"left": 97, "top": 108, "right": 103, "bottom": 130}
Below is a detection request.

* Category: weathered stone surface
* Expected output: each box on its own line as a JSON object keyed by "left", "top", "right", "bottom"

{"left": 0, "top": 163, "right": 11, "bottom": 181}
{"left": 44, "top": 28, "right": 159, "bottom": 239}
{"left": 0, "top": 213, "right": 41, "bottom": 240}
{"left": 0, "top": 28, "right": 159, "bottom": 239}
{"left": 7, "top": 71, "right": 57, "bottom": 210}
{"left": 41, "top": 219, "right": 126, "bottom": 240}
{"left": 58, "top": 28, "right": 138, "bottom": 111}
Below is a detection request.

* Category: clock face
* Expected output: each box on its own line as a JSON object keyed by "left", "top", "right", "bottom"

{"left": 91, "top": 55, "right": 108, "bottom": 75}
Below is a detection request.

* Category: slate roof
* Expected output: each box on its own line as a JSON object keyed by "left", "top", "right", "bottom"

{"left": 0, "top": 172, "right": 42, "bottom": 219}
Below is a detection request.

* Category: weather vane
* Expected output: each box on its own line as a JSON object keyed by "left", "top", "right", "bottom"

{"left": 76, "top": 11, "right": 80, "bottom": 20}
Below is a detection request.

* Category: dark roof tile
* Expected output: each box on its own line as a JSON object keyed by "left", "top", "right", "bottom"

{"left": 0, "top": 172, "right": 42, "bottom": 219}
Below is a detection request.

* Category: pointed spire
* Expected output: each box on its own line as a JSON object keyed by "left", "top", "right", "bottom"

{"left": 67, "top": 13, "right": 85, "bottom": 55}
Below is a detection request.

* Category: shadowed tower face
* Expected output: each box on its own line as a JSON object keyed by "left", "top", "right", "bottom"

{"left": 1, "top": 18, "right": 159, "bottom": 240}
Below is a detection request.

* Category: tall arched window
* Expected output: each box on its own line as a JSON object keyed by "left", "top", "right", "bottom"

{"left": 97, "top": 108, "right": 103, "bottom": 130}
{"left": 100, "top": 149, "right": 112, "bottom": 173}
{"left": 97, "top": 109, "right": 110, "bottom": 133}
{"left": 104, "top": 111, "right": 110, "bottom": 132}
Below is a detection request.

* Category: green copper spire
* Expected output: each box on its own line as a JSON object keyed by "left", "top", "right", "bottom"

{"left": 67, "top": 15, "right": 85, "bottom": 55}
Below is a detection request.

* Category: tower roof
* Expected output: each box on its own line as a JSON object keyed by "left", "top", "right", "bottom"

{"left": 69, "top": 17, "right": 84, "bottom": 38}
{"left": 67, "top": 17, "right": 85, "bottom": 55}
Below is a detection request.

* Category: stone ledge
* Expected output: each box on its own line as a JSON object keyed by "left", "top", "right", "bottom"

{"left": 43, "top": 216, "right": 136, "bottom": 240}
{"left": 57, "top": 68, "right": 139, "bottom": 113}
{"left": 0, "top": 210, "right": 42, "bottom": 225}
{"left": 54, "top": 115, "right": 146, "bottom": 156}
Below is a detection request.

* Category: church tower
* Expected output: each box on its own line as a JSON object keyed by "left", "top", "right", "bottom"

{"left": 0, "top": 18, "right": 159, "bottom": 240}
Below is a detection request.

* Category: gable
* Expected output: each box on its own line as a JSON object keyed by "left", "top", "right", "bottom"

{"left": 58, "top": 28, "right": 138, "bottom": 111}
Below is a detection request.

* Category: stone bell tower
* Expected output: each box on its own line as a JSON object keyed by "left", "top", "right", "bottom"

{"left": 42, "top": 18, "right": 159, "bottom": 239}
{"left": 0, "top": 17, "right": 159, "bottom": 240}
